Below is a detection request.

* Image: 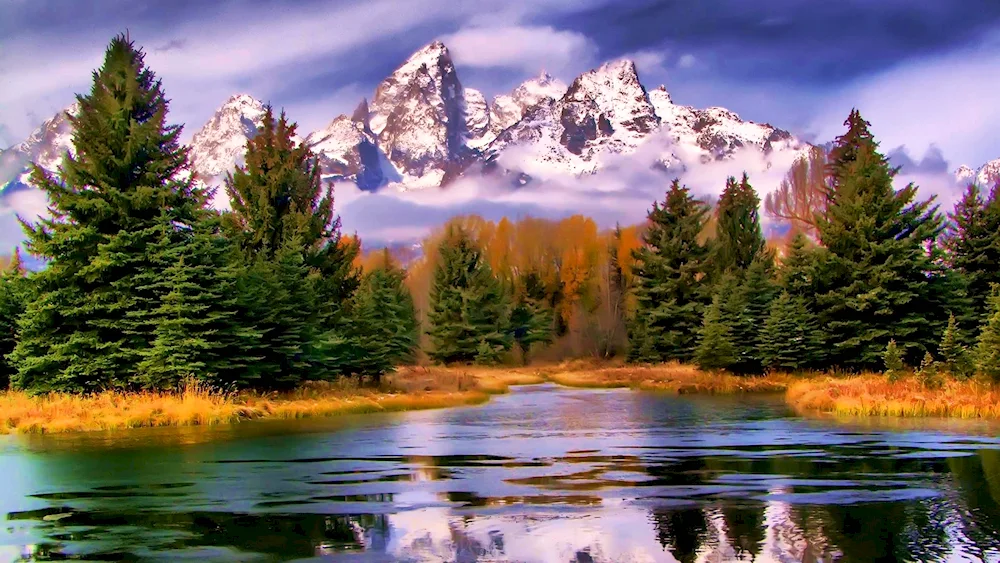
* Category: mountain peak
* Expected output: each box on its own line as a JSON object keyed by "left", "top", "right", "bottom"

{"left": 400, "top": 40, "right": 452, "bottom": 72}
{"left": 219, "top": 94, "right": 264, "bottom": 115}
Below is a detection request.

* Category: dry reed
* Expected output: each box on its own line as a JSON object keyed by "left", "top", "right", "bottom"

{"left": 786, "top": 374, "right": 1000, "bottom": 419}
{"left": 547, "top": 362, "right": 794, "bottom": 394}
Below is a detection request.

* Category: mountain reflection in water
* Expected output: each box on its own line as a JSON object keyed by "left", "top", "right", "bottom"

{"left": 2, "top": 384, "right": 1000, "bottom": 562}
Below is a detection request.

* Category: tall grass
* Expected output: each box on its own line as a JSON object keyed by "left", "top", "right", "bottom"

{"left": 0, "top": 373, "right": 504, "bottom": 435}
{"left": 547, "top": 362, "right": 794, "bottom": 394}
{"left": 786, "top": 374, "right": 1000, "bottom": 419}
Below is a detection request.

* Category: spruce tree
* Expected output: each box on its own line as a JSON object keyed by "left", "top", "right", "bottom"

{"left": 694, "top": 294, "right": 736, "bottom": 371}
{"left": 759, "top": 291, "right": 825, "bottom": 372}
{"left": 629, "top": 179, "right": 712, "bottom": 363}
{"left": 826, "top": 109, "right": 875, "bottom": 193}
{"left": 884, "top": 340, "right": 904, "bottom": 380}
{"left": 815, "top": 112, "right": 950, "bottom": 370}
{"left": 318, "top": 250, "right": 418, "bottom": 381}
{"left": 427, "top": 226, "right": 512, "bottom": 364}
{"left": 10, "top": 34, "right": 208, "bottom": 393}
{"left": 976, "top": 286, "right": 1000, "bottom": 382}
{"left": 714, "top": 173, "right": 766, "bottom": 277}
{"left": 510, "top": 270, "right": 554, "bottom": 363}
{"left": 0, "top": 250, "right": 29, "bottom": 389}
{"left": 136, "top": 219, "right": 264, "bottom": 390}
{"left": 726, "top": 255, "right": 778, "bottom": 374}
{"left": 223, "top": 105, "right": 360, "bottom": 382}
{"left": 946, "top": 184, "right": 1000, "bottom": 324}
{"left": 939, "top": 313, "right": 973, "bottom": 379}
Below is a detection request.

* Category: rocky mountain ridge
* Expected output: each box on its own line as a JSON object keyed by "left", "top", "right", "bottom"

{"left": 1, "top": 40, "right": 810, "bottom": 199}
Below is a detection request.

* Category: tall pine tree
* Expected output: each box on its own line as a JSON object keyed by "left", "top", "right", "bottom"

{"left": 815, "top": 111, "right": 952, "bottom": 370}
{"left": 714, "top": 173, "right": 765, "bottom": 277}
{"left": 10, "top": 34, "right": 209, "bottom": 393}
{"left": 629, "top": 179, "right": 712, "bottom": 363}
{"left": 223, "top": 105, "right": 360, "bottom": 384}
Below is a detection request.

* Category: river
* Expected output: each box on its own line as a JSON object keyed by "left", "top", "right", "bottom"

{"left": 3, "top": 383, "right": 1000, "bottom": 562}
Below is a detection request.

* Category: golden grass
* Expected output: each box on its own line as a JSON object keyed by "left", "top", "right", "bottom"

{"left": 786, "top": 374, "right": 1000, "bottom": 419}
{"left": 547, "top": 362, "right": 794, "bottom": 394}
{"left": 0, "top": 372, "right": 500, "bottom": 435}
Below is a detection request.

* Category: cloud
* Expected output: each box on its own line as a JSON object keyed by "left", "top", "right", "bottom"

{"left": 153, "top": 39, "right": 186, "bottom": 53}
{"left": 677, "top": 54, "right": 697, "bottom": 69}
{"left": 887, "top": 145, "right": 950, "bottom": 175}
{"left": 623, "top": 49, "right": 669, "bottom": 78}
{"left": 336, "top": 129, "right": 809, "bottom": 245}
{"left": 440, "top": 25, "right": 596, "bottom": 74}
{"left": 809, "top": 33, "right": 1000, "bottom": 169}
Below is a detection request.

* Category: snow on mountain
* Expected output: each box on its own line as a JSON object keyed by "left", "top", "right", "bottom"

{"left": 955, "top": 158, "right": 1000, "bottom": 188}
{"left": 485, "top": 60, "right": 662, "bottom": 177}
{"left": 187, "top": 94, "right": 269, "bottom": 185}
{"left": 367, "top": 41, "right": 473, "bottom": 189}
{"left": 486, "top": 72, "right": 567, "bottom": 146}
{"left": 462, "top": 88, "right": 491, "bottom": 149}
{"left": 0, "top": 102, "right": 78, "bottom": 193}
{"left": 2, "top": 40, "right": 812, "bottom": 204}
{"left": 305, "top": 99, "right": 400, "bottom": 192}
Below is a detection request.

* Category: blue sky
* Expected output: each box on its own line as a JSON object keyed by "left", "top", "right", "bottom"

{"left": 1, "top": 0, "right": 999, "bottom": 249}
{"left": 2, "top": 0, "right": 999, "bottom": 168}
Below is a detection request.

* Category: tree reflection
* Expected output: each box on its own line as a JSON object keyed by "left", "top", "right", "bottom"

{"left": 651, "top": 506, "right": 709, "bottom": 563}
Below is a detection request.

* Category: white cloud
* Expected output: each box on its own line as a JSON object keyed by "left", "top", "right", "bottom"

{"left": 623, "top": 49, "right": 669, "bottom": 79}
{"left": 440, "top": 25, "right": 596, "bottom": 74}
{"left": 677, "top": 53, "right": 697, "bottom": 69}
{"left": 810, "top": 35, "right": 1000, "bottom": 169}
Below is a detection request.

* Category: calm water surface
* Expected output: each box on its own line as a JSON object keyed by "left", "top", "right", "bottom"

{"left": 3, "top": 384, "right": 1000, "bottom": 562}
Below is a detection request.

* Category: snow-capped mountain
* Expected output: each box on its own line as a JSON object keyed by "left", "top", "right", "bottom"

{"left": 0, "top": 94, "right": 273, "bottom": 202}
{"left": 955, "top": 158, "right": 1000, "bottom": 188}
{"left": 1, "top": 40, "right": 810, "bottom": 199}
{"left": 0, "top": 102, "right": 78, "bottom": 193}
{"left": 187, "top": 94, "right": 267, "bottom": 185}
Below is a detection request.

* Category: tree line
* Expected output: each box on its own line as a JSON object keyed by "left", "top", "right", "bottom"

{"left": 1, "top": 35, "right": 998, "bottom": 394}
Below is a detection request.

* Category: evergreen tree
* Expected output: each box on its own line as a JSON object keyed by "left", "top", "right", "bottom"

{"left": 629, "top": 179, "right": 712, "bottom": 363}
{"left": 976, "top": 286, "right": 1000, "bottom": 382}
{"left": 136, "top": 219, "right": 264, "bottom": 390}
{"left": 317, "top": 250, "right": 418, "bottom": 381}
{"left": 223, "top": 104, "right": 360, "bottom": 382}
{"left": 694, "top": 295, "right": 736, "bottom": 371}
{"left": 0, "top": 249, "right": 30, "bottom": 389}
{"left": 725, "top": 255, "right": 778, "bottom": 374}
{"left": 427, "top": 226, "right": 512, "bottom": 364}
{"left": 10, "top": 35, "right": 208, "bottom": 393}
{"left": 939, "top": 313, "right": 973, "bottom": 379}
{"left": 815, "top": 112, "right": 951, "bottom": 370}
{"left": 510, "top": 270, "right": 554, "bottom": 363}
{"left": 884, "top": 340, "right": 904, "bottom": 380}
{"left": 759, "top": 291, "right": 826, "bottom": 372}
{"left": 946, "top": 184, "right": 1000, "bottom": 323}
{"left": 826, "top": 109, "right": 875, "bottom": 193}
{"left": 714, "top": 173, "right": 766, "bottom": 277}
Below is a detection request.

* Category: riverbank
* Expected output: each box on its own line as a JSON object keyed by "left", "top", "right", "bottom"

{"left": 0, "top": 368, "right": 546, "bottom": 435}
{"left": 786, "top": 375, "right": 1000, "bottom": 419}
{"left": 7, "top": 364, "right": 1000, "bottom": 435}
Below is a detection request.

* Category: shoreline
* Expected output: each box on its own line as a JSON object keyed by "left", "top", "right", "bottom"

{"left": 4, "top": 364, "right": 1000, "bottom": 435}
